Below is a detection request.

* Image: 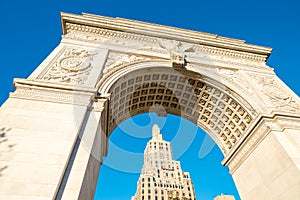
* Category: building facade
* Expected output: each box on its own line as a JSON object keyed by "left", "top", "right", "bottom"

{"left": 214, "top": 194, "right": 235, "bottom": 200}
{"left": 131, "top": 125, "right": 196, "bottom": 200}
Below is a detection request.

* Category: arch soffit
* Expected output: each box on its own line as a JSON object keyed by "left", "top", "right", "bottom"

{"left": 97, "top": 60, "right": 260, "bottom": 156}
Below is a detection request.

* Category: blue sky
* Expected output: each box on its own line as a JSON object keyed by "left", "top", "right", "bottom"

{"left": 0, "top": 0, "right": 299, "bottom": 199}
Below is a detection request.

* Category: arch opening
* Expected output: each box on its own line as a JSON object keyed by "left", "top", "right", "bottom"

{"left": 101, "top": 65, "right": 257, "bottom": 155}
{"left": 95, "top": 113, "right": 241, "bottom": 199}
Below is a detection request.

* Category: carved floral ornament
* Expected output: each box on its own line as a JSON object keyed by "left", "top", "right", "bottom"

{"left": 42, "top": 48, "right": 96, "bottom": 85}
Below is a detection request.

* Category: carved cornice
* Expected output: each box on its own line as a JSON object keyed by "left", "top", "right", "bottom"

{"left": 11, "top": 78, "right": 96, "bottom": 105}
{"left": 63, "top": 26, "right": 268, "bottom": 63}
{"left": 10, "top": 87, "right": 91, "bottom": 106}
{"left": 60, "top": 12, "right": 272, "bottom": 63}
{"left": 63, "top": 31, "right": 272, "bottom": 73}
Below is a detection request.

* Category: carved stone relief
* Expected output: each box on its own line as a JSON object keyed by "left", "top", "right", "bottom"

{"left": 63, "top": 33, "right": 104, "bottom": 43}
{"left": 219, "top": 69, "right": 253, "bottom": 96}
{"left": 250, "top": 74, "right": 299, "bottom": 112}
{"left": 42, "top": 48, "right": 96, "bottom": 85}
{"left": 63, "top": 23, "right": 271, "bottom": 72}
{"left": 103, "top": 52, "right": 152, "bottom": 74}
{"left": 157, "top": 40, "right": 194, "bottom": 67}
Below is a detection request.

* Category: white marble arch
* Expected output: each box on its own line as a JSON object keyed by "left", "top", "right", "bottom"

{"left": 0, "top": 12, "right": 299, "bottom": 200}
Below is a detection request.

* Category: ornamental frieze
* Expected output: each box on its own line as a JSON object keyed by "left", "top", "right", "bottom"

{"left": 64, "top": 22, "right": 268, "bottom": 64}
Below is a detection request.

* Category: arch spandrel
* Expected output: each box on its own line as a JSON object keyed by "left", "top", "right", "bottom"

{"left": 98, "top": 59, "right": 260, "bottom": 156}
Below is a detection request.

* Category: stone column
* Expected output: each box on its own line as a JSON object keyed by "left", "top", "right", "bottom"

{"left": 57, "top": 97, "right": 108, "bottom": 200}
{"left": 224, "top": 115, "right": 300, "bottom": 199}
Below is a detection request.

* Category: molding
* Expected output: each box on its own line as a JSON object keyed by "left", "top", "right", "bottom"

{"left": 62, "top": 27, "right": 268, "bottom": 63}
{"left": 62, "top": 34, "right": 273, "bottom": 73}
{"left": 89, "top": 99, "right": 107, "bottom": 112}
{"left": 10, "top": 87, "right": 91, "bottom": 106}
{"left": 60, "top": 12, "right": 272, "bottom": 63}
{"left": 10, "top": 78, "right": 97, "bottom": 106}
{"left": 60, "top": 13, "right": 272, "bottom": 58}
{"left": 14, "top": 78, "right": 97, "bottom": 93}
{"left": 223, "top": 114, "right": 300, "bottom": 173}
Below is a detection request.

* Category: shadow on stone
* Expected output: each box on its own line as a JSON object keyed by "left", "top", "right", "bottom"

{"left": 0, "top": 127, "right": 13, "bottom": 177}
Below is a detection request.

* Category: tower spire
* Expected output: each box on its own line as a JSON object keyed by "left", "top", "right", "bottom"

{"left": 152, "top": 124, "right": 163, "bottom": 140}
{"left": 152, "top": 124, "right": 160, "bottom": 136}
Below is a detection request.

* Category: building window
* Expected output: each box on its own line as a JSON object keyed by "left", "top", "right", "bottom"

{"left": 148, "top": 178, "right": 150, "bottom": 182}
{"left": 161, "top": 190, "right": 164, "bottom": 194}
{"left": 142, "top": 178, "right": 144, "bottom": 182}
{"left": 148, "top": 189, "right": 151, "bottom": 193}
{"left": 148, "top": 195, "right": 151, "bottom": 200}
